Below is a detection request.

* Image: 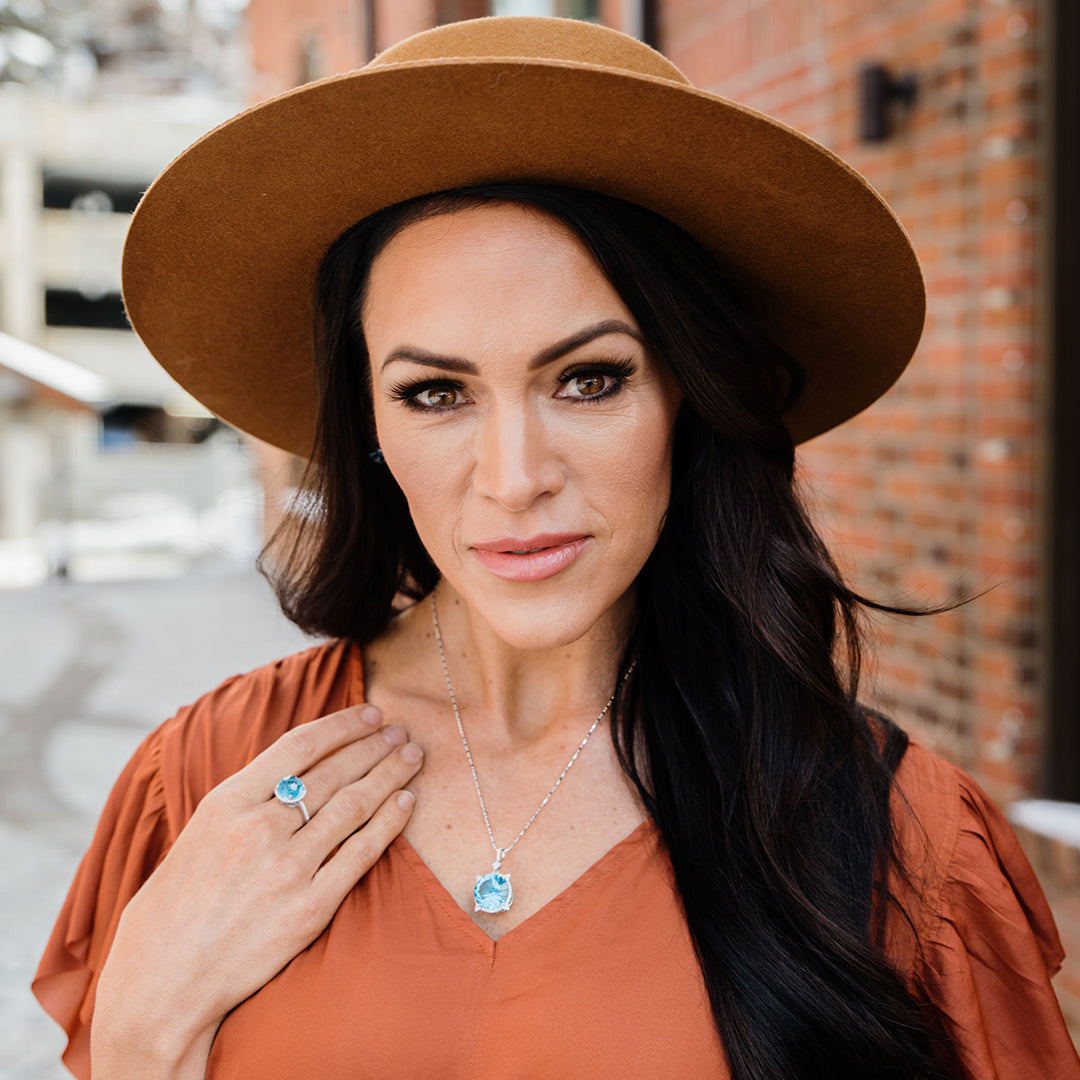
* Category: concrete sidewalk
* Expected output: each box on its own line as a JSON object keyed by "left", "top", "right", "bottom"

{"left": 0, "top": 564, "right": 311, "bottom": 1080}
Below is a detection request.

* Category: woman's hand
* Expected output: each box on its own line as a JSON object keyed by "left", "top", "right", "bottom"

{"left": 90, "top": 704, "right": 422, "bottom": 1079}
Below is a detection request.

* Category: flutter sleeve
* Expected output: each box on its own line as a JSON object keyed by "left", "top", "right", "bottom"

{"left": 31, "top": 639, "right": 358, "bottom": 1080}
{"left": 915, "top": 766, "right": 1080, "bottom": 1079}
{"left": 32, "top": 724, "right": 173, "bottom": 1080}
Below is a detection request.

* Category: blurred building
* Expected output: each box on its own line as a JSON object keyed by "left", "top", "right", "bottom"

{"left": 0, "top": 0, "right": 260, "bottom": 583}
{"left": 244, "top": 0, "right": 1080, "bottom": 1037}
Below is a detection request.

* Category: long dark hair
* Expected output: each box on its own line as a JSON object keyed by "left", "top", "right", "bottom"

{"left": 262, "top": 183, "right": 957, "bottom": 1079}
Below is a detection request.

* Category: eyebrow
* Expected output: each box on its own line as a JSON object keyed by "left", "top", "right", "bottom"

{"left": 378, "top": 319, "right": 644, "bottom": 375}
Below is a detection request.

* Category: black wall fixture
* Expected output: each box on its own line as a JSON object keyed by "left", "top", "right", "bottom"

{"left": 858, "top": 63, "right": 917, "bottom": 142}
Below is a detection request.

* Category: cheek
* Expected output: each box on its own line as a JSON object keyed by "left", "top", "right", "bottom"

{"left": 374, "top": 392, "right": 458, "bottom": 476}
{"left": 389, "top": 447, "right": 464, "bottom": 545}
{"left": 374, "top": 409, "right": 465, "bottom": 544}
{"left": 588, "top": 407, "right": 677, "bottom": 545}
{"left": 374, "top": 385, "right": 678, "bottom": 564}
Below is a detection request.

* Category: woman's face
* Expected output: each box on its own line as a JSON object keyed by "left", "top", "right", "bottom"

{"left": 363, "top": 202, "right": 682, "bottom": 650}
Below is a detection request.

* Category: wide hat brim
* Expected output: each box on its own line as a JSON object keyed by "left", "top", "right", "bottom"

{"left": 122, "top": 16, "right": 924, "bottom": 456}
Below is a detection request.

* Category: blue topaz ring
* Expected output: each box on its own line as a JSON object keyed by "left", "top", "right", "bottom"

{"left": 274, "top": 775, "right": 310, "bottom": 823}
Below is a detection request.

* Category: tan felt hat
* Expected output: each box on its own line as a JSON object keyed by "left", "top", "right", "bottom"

{"left": 122, "top": 15, "right": 925, "bottom": 456}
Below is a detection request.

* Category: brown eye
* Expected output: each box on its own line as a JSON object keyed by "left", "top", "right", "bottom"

{"left": 416, "top": 386, "right": 459, "bottom": 408}
{"left": 573, "top": 374, "right": 607, "bottom": 397}
{"left": 561, "top": 373, "right": 614, "bottom": 400}
{"left": 556, "top": 360, "right": 634, "bottom": 402}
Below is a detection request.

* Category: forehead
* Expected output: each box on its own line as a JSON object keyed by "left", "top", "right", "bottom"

{"left": 361, "top": 203, "right": 635, "bottom": 344}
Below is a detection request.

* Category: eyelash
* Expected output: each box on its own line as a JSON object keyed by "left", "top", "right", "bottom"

{"left": 387, "top": 358, "right": 638, "bottom": 412}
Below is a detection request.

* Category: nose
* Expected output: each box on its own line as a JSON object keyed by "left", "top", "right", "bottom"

{"left": 471, "top": 401, "right": 564, "bottom": 511}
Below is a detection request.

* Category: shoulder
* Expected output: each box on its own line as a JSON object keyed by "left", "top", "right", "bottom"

{"left": 32, "top": 638, "right": 362, "bottom": 1078}
{"left": 888, "top": 741, "right": 964, "bottom": 897}
{"left": 152, "top": 638, "right": 361, "bottom": 818}
{"left": 163, "top": 636, "right": 360, "bottom": 743}
{"left": 885, "top": 738, "right": 1062, "bottom": 984}
{"left": 885, "top": 743, "right": 1079, "bottom": 1076}
{"left": 887, "top": 741, "right": 1056, "bottom": 943}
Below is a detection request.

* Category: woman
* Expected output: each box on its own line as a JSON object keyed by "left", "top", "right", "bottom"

{"left": 34, "top": 16, "right": 1080, "bottom": 1080}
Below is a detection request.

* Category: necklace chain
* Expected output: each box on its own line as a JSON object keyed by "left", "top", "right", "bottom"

{"left": 430, "top": 592, "right": 632, "bottom": 870}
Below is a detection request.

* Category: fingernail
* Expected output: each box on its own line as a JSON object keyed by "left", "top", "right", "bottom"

{"left": 361, "top": 705, "right": 382, "bottom": 726}
{"left": 383, "top": 724, "right": 407, "bottom": 746}
{"left": 397, "top": 790, "right": 415, "bottom": 810}
{"left": 401, "top": 743, "right": 423, "bottom": 764}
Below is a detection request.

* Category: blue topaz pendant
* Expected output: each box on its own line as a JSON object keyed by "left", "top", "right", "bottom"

{"left": 474, "top": 870, "right": 513, "bottom": 913}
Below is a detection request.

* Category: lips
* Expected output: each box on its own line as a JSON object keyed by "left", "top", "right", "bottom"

{"left": 470, "top": 533, "right": 592, "bottom": 582}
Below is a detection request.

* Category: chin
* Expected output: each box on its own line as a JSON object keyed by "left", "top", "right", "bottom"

{"left": 461, "top": 575, "right": 632, "bottom": 653}
{"left": 498, "top": 616, "right": 592, "bottom": 652}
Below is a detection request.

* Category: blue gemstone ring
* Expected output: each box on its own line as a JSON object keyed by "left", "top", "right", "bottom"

{"left": 274, "top": 775, "right": 310, "bottom": 823}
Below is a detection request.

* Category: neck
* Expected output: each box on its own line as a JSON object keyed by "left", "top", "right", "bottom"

{"left": 428, "top": 580, "right": 634, "bottom": 747}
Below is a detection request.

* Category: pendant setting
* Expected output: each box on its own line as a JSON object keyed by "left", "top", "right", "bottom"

{"left": 474, "top": 850, "right": 513, "bottom": 913}
{"left": 474, "top": 870, "right": 513, "bottom": 913}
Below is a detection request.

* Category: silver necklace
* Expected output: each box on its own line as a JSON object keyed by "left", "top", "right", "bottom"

{"left": 430, "top": 592, "right": 633, "bottom": 914}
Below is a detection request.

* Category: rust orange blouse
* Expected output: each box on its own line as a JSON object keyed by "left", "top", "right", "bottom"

{"left": 34, "top": 640, "right": 1080, "bottom": 1079}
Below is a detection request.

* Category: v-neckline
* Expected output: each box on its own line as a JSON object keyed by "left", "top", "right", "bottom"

{"left": 389, "top": 818, "right": 656, "bottom": 956}
{"left": 348, "top": 640, "right": 656, "bottom": 955}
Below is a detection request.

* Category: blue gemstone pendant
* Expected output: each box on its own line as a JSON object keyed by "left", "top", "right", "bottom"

{"left": 474, "top": 871, "right": 513, "bottom": 913}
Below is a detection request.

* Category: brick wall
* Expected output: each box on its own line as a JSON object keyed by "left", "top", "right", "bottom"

{"left": 658, "top": 0, "right": 1077, "bottom": 1045}
{"left": 660, "top": 0, "right": 1044, "bottom": 808}
{"left": 248, "top": 0, "right": 440, "bottom": 98}
{"left": 248, "top": 0, "right": 368, "bottom": 97}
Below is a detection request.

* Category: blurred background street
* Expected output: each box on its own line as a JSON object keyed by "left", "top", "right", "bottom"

{"left": 0, "top": 561, "right": 310, "bottom": 1079}
{"left": 2, "top": 0, "right": 1079, "bottom": 1072}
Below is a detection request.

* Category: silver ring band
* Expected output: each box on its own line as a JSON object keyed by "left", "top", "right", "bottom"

{"left": 274, "top": 775, "right": 310, "bottom": 823}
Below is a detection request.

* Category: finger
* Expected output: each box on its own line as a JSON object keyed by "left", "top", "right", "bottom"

{"left": 276, "top": 723, "right": 410, "bottom": 819}
{"left": 292, "top": 740, "right": 423, "bottom": 858}
{"left": 231, "top": 704, "right": 384, "bottom": 801}
{"left": 311, "top": 788, "right": 416, "bottom": 904}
